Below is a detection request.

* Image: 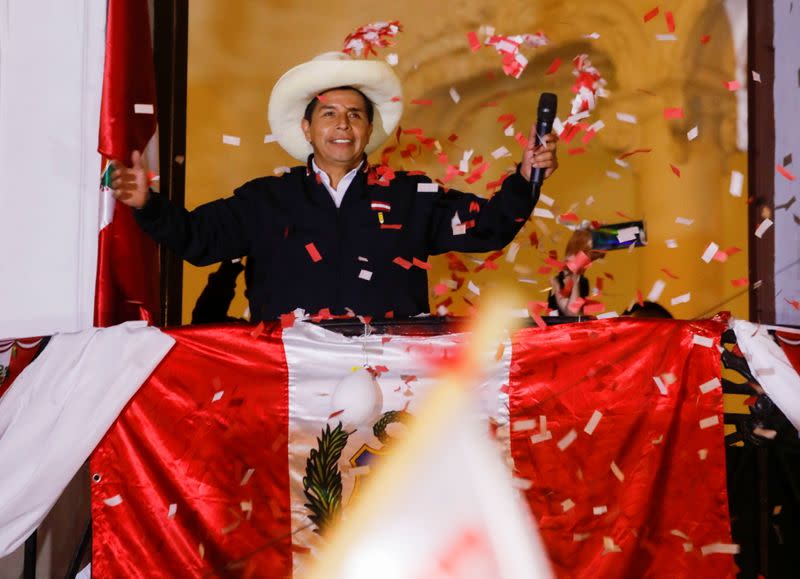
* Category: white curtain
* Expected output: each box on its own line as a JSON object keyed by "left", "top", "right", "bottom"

{"left": 0, "top": 0, "right": 106, "bottom": 340}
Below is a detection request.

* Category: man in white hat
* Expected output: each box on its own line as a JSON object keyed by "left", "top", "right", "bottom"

{"left": 112, "top": 52, "right": 559, "bottom": 322}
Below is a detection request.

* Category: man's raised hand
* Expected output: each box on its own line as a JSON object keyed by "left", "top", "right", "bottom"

{"left": 111, "top": 150, "right": 150, "bottom": 209}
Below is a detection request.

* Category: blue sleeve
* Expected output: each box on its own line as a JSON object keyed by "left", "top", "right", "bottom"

{"left": 133, "top": 180, "right": 266, "bottom": 266}
{"left": 423, "top": 168, "right": 538, "bottom": 255}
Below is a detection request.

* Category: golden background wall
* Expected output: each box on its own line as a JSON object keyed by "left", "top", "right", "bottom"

{"left": 184, "top": 0, "right": 748, "bottom": 323}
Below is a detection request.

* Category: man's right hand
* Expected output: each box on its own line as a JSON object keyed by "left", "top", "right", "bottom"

{"left": 111, "top": 150, "right": 150, "bottom": 209}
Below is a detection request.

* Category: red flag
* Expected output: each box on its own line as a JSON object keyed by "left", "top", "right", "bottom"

{"left": 510, "top": 319, "right": 733, "bottom": 577}
{"left": 94, "top": 0, "right": 160, "bottom": 327}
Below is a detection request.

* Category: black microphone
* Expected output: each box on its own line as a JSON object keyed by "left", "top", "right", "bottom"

{"left": 531, "top": 92, "right": 558, "bottom": 199}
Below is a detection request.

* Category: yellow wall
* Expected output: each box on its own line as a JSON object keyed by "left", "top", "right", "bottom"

{"left": 184, "top": 0, "right": 748, "bottom": 323}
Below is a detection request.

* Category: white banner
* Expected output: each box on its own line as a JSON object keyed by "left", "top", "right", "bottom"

{"left": 0, "top": 0, "right": 106, "bottom": 339}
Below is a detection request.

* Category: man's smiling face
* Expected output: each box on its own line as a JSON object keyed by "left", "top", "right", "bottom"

{"left": 301, "top": 88, "right": 373, "bottom": 173}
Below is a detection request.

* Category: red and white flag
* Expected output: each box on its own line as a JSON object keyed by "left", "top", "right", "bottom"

{"left": 94, "top": 0, "right": 160, "bottom": 327}
{"left": 89, "top": 319, "right": 736, "bottom": 577}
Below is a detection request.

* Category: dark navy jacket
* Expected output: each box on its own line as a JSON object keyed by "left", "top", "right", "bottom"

{"left": 135, "top": 160, "right": 538, "bottom": 321}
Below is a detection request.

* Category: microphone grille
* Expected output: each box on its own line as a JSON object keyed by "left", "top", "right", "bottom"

{"left": 537, "top": 92, "right": 558, "bottom": 122}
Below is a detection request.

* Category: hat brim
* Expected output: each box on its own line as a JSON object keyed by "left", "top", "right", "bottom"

{"left": 268, "top": 55, "right": 403, "bottom": 162}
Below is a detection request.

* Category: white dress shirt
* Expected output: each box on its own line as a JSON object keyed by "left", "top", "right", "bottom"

{"left": 311, "top": 159, "right": 364, "bottom": 208}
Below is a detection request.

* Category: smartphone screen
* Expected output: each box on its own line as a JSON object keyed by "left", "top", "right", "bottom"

{"left": 591, "top": 221, "right": 647, "bottom": 252}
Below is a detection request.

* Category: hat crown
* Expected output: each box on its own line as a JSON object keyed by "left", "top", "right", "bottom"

{"left": 312, "top": 51, "right": 351, "bottom": 62}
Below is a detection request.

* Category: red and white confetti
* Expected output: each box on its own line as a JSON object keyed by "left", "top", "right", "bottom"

{"left": 343, "top": 21, "right": 403, "bottom": 57}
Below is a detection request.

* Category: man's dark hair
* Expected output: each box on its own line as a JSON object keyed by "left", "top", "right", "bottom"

{"left": 303, "top": 86, "right": 374, "bottom": 124}
{"left": 624, "top": 301, "right": 674, "bottom": 319}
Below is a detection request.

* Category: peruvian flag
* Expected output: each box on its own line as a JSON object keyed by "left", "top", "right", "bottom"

{"left": 90, "top": 319, "right": 736, "bottom": 577}
{"left": 94, "top": 0, "right": 160, "bottom": 327}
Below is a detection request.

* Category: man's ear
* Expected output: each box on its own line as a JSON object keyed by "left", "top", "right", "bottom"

{"left": 301, "top": 118, "right": 311, "bottom": 143}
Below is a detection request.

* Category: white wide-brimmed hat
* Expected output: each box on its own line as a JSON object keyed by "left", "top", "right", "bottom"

{"left": 268, "top": 52, "right": 403, "bottom": 162}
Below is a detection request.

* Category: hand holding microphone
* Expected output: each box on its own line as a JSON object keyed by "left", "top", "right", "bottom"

{"left": 521, "top": 92, "right": 559, "bottom": 197}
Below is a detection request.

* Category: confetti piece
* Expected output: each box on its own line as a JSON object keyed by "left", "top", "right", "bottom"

{"left": 687, "top": 126, "right": 699, "bottom": 140}
{"left": 393, "top": 257, "right": 412, "bottom": 269}
{"left": 729, "top": 170, "right": 744, "bottom": 197}
{"left": 617, "top": 226, "right": 640, "bottom": 242}
{"left": 610, "top": 461, "right": 625, "bottom": 481}
{"left": 410, "top": 99, "right": 432, "bottom": 106}
{"left": 665, "top": 239, "right": 678, "bottom": 249}
{"left": 699, "top": 377, "right": 721, "bottom": 394}
{"left": 512, "top": 419, "right": 537, "bottom": 432}
{"left": 692, "top": 334, "right": 714, "bottom": 348}
{"left": 731, "top": 277, "right": 748, "bottom": 287}
{"left": 557, "top": 429, "right": 578, "bottom": 451}
{"left": 562, "top": 499, "right": 575, "bottom": 512}
{"left": 754, "top": 218, "right": 773, "bottom": 238}
{"left": 530, "top": 431, "right": 553, "bottom": 444}
{"left": 134, "top": 103, "right": 154, "bottom": 114}
{"left": 665, "top": 11, "right": 676, "bottom": 32}
{"left": 700, "top": 34, "right": 711, "bottom": 44}
{"left": 700, "top": 543, "right": 740, "bottom": 556}
{"left": 466, "top": 31, "right": 481, "bottom": 52}
{"left": 506, "top": 242, "right": 520, "bottom": 263}
{"left": 647, "top": 279, "right": 666, "bottom": 302}
{"left": 263, "top": 134, "right": 278, "bottom": 143}
{"left": 412, "top": 257, "right": 431, "bottom": 270}
{"left": 104, "top": 495, "right": 123, "bottom": 507}
{"left": 574, "top": 533, "right": 591, "bottom": 542}
{"left": 449, "top": 87, "right": 461, "bottom": 103}
{"left": 168, "top": 503, "right": 177, "bottom": 518}
{"left": 699, "top": 415, "right": 720, "bottom": 429}
{"left": 359, "top": 269, "right": 373, "bottom": 281}
{"left": 725, "top": 80, "right": 740, "bottom": 91}
{"left": 701, "top": 242, "right": 720, "bottom": 263}
{"left": 467, "top": 280, "right": 480, "bottom": 295}
{"left": 584, "top": 410, "right": 603, "bottom": 435}
{"left": 606, "top": 171, "right": 621, "bottom": 180}
{"left": 491, "top": 146, "right": 511, "bottom": 159}
{"left": 671, "top": 529, "right": 690, "bottom": 540}
{"left": 603, "top": 536, "right": 622, "bottom": 553}
{"left": 664, "top": 107, "right": 683, "bottom": 119}
{"left": 616, "top": 112, "right": 638, "bottom": 124}
{"left": 670, "top": 293, "right": 691, "bottom": 306}
{"left": 596, "top": 311, "right": 619, "bottom": 319}
{"left": 546, "top": 57, "right": 563, "bottom": 75}
{"left": 752, "top": 70, "right": 761, "bottom": 82}
{"left": 670, "top": 164, "right": 681, "bottom": 177}
{"left": 653, "top": 375, "right": 668, "bottom": 396}
{"left": 533, "top": 207, "right": 554, "bottom": 219}
{"left": 593, "top": 505, "right": 608, "bottom": 515}
{"left": 643, "top": 7, "right": 659, "bottom": 22}
{"left": 656, "top": 34, "right": 677, "bottom": 41}
{"left": 675, "top": 216, "right": 694, "bottom": 226}
{"left": 222, "top": 135, "right": 241, "bottom": 146}
{"left": 386, "top": 53, "right": 398, "bottom": 66}
{"left": 417, "top": 182, "right": 439, "bottom": 193}
{"left": 273, "top": 166, "right": 290, "bottom": 175}
{"left": 240, "top": 468, "right": 255, "bottom": 486}
{"left": 212, "top": 390, "right": 224, "bottom": 402}
{"left": 305, "top": 242, "right": 322, "bottom": 262}
{"left": 776, "top": 164, "right": 796, "bottom": 181}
